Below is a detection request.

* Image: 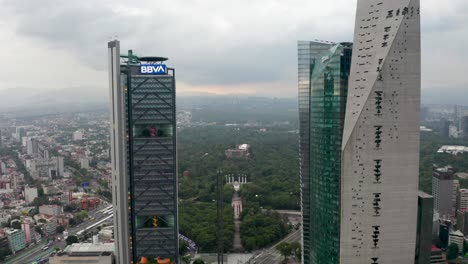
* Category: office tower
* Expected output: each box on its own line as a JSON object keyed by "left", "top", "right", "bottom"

{"left": 457, "top": 209, "right": 468, "bottom": 234}
{"left": 340, "top": 0, "right": 420, "bottom": 263}
{"left": 15, "top": 127, "right": 26, "bottom": 143}
{"left": 452, "top": 179, "right": 460, "bottom": 216}
{"left": 432, "top": 165, "right": 455, "bottom": 217}
{"left": 458, "top": 189, "right": 468, "bottom": 211}
{"left": 108, "top": 40, "right": 178, "bottom": 263}
{"left": 439, "top": 221, "right": 450, "bottom": 249}
{"left": 298, "top": 40, "right": 352, "bottom": 263}
{"left": 461, "top": 116, "right": 468, "bottom": 138}
{"left": 415, "top": 192, "right": 433, "bottom": 264}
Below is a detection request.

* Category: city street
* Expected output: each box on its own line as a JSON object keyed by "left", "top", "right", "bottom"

{"left": 4, "top": 203, "right": 112, "bottom": 264}
{"left": 248, "top": 228, "right": 301, "bottom": 264}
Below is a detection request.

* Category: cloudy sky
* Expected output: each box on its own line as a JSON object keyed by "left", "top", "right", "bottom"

{"left": 0, "top": 0, "right": 466, "bottom": 99}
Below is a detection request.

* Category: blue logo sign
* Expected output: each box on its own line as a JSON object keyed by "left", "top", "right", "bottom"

{"left": 140, "top": 64, "right": 167, "bottom": 75}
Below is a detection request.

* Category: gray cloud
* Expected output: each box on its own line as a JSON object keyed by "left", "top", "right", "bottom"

{"left": 0, "top": 0, "right": 467, "bottom": 98}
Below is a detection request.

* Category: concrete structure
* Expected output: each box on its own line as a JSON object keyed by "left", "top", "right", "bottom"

{"left": 80, "top": 158, "right": 90, "bottom": 169}
{"left": 225, "top": 144, "right": 251, "bottom": 160}
{"left": 415, "top": 192, "right": 433, "bottom": 264}
{"left": 461, "top": 116, "right": 468, "bottom": 138}
{"left": 0, "top": 210, "right": 11, "bottom": 225}
{"left": 448, "top": 230, "right": 464, "bottom": 253}
{"left": 433, "top": 166, "right": 456, "bottom": 217}
{"left": 429, "top": 245, "right": 447, "bottom": 264}
{"left": 73, "top": 130, "right": 84, "bottom": 141}
{"left": 449, "top": 124, "right": 459, "bottom": 138}
{"left": 6, "top": 228, "right": 26, "bottom": 252}
{"left": 26, "top": 138, "right": 38, "bottom": 155}
{"left": 24, "top": 186, "right": 38, "bottom": 203}
{"left": 437, "top": 145, "right": 468, "bottom": 155}
{"left": 28, "top": 156, "right": 64, "bottom": 178}
{"left": 39, "top": 204, "right": 62, "bottom": 216}
{"left": 109, "top": 40, "right": 178, "bottom": 263}
{"left": 298, "top": 40, "right": 352, "bottom": 264}
{"left": 21, "top": 222, "right": 31, "bottom": 244}
{"left": 45, "top": 220, "right": 57, "bottom": 235}
{"left": 15, "top": 127, "right": 26, "bottom": 143}
{"left": 457, "top": 209, "right": 468, "bottom": 234}
{"left": 340, "top": 1, "right": 421, "bottom": 263}
{"left": 458, "top": 189, "right": 468, "bottom": 211}
{"left": 439, "top": 221, "right": 450, "bottom": 249}
{"left": 49, "top": 242, "right": 114, "bottom": 264}
{"left": 452, "top": 180, "right": 460, "bottom": 216}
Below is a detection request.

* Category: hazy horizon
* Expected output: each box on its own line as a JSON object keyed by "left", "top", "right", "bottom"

{"left": 0, "top": 0, "right": 467, "bottom": 99}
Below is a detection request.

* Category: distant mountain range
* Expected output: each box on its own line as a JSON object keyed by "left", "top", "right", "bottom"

{"left": 0, "top": 86, "right": 466, "bottom": 116}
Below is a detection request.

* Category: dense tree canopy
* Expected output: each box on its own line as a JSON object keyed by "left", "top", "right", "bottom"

{"left": 419, "top": 133, "right": 468, "bottom": 193}
{"left": 177, "top": 125, "right": 298, "bottom": 253}
{"left": 240, "top": 208, "right": 289, "bottom": 251}
{"left": 179, "top": 201, "right": 234, "bottom": 253}
{"left": 447, "top": 243, "right": 459, "bottom": 260}
{"left": 66, "top": 235, "right": 79, "bottom": 245}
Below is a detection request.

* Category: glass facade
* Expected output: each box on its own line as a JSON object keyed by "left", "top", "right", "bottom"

{"left": 298, "top": 41, "right": 352, "bottom": 264}
{"left": 123, "top": 64, "right": 178, "bottom": 262}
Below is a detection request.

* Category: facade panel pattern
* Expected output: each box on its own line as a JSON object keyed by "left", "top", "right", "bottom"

{"left": 340, "top": 0, "right": 421, "bottom": 263}
{"left": 299, "top": 41, "right": 352, "bottom": 264}
{"left": 109, "top": 40, "right": 178, "bottom": 263}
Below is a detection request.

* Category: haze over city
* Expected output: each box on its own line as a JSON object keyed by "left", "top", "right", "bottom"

{"left": 0, "top": 0, "right": 467, "bottom": 105}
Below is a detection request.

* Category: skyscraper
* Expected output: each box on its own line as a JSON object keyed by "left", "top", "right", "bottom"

{"left": 298, "top": 41, "right": 352, "bottom": 264}
{"left": 415, "top": 192, "right": 433, "bottom": 264}
{"left": 108, "top": 40, "right": 178, "bottom": 263}
{"left": 432, "top": 165, "right": 455, "bottom": 218}
{"left": 340, "top": 0, "right": 420, "bottom": 263}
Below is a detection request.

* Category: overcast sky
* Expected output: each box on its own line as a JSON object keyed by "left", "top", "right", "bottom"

{"left": 0, "top": 0, "right": 466, "bottom": 98}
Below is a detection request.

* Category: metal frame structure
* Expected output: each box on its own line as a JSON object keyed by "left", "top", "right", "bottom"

{"left": 109, "top": 40, "right": 178, "bottom": 263}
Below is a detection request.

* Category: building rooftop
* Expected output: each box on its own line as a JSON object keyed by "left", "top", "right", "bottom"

{"left": 65, "top": 242, "right": 115, "bottom": 253}
{"left": 450, "top": 230, "right": 464, "bottom": 237}
{"left": 238, "top": 144, "right": 250, "bottom": 150}
{"left": 431, "top": 244, "right": 441, "bottom": 252}
{"left": 418, "top": 191, "right": 433, "bottom": 198}
{"left": 438, "top": 145, "right": 468, "bottom": 155}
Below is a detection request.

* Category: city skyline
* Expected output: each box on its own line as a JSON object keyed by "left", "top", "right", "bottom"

{"left": 0, "top": 0, "right": 466, "bottom": 100}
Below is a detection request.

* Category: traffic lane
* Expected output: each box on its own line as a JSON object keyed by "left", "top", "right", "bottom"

{"left": 4, "top": 241, "right": 47, "bottom": 264}
{"left": 23, "top": 240, "right": 67, "bottom": 262}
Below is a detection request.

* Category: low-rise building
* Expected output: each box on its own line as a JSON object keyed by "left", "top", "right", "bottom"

{"left": 0, "top": 210, "right": 11, "bottom": 225}
{"left": 49, "top": 242, "right": 115, "bottom": 264}
{"left": 225, "top": 144, "right": 251, "bottom": 160}
{"left": 449, "top": 230, "right": 464, "bottom": 254}
{"left": 430, "top": 245, "right": 447, "bottom": 264}
{"left": 24, "top": 186, "right": 38, "bottom": 203}
{"left": 39, "top": 204, "right": 62, "bottom": 216}
{"left": 45, "top": 220, "right": 57, "bottom": 235}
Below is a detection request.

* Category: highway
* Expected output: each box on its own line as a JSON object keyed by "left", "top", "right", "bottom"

{"left": 248, "top": 228, "right": 301, "bottom": 264}
{"left": 5, "top": 202, "right": 112, "bottom": 264}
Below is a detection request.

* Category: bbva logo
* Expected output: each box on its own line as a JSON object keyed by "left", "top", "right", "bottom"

{"left": 140, "top": 64, "right": 167, "bottom": 75}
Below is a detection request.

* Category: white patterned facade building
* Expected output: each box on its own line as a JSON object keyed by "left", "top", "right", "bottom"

{"left": 340, "top": 0, "right": 421, "bottom": 263}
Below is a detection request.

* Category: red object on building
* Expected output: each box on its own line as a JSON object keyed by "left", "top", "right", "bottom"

{"left": 80, "top": 198, "right": 100, "bottom": 210}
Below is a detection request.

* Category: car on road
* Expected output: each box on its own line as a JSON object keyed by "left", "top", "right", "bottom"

{"left": 42, "top": 246, "right": 49, "bottom": 251}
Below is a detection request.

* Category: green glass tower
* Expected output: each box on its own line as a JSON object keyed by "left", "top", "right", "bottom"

{"left": 298, "top": 41, "right": 352, "bottom": 264}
